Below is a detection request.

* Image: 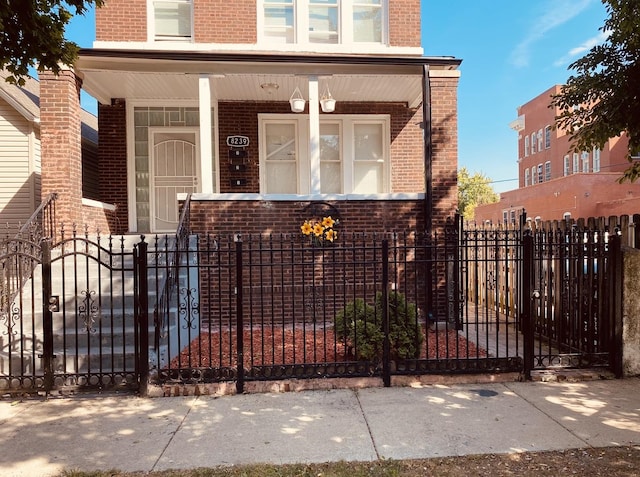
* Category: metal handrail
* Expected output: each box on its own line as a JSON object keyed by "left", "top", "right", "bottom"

{"left": 152, "top": 194, "right": 192, "bottom": 363}
{"left": 1, "top": 193, "right": 58, "bottom": 313}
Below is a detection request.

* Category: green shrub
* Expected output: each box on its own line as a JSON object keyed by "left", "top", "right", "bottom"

{"left": 376, "top": 291, "right": 423, "bottom": 360}
{"left": 334, "top": 298, "right": 383, "bottom": 361}
{"left": 334, "top": 291, "right": 422, "bottom": 362}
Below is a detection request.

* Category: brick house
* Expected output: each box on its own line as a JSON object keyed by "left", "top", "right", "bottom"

{"left": 475, "top": 85, "right": 638, "bottom": 224}
{"left": 40, "top": 0, "right": 461, "bottom": 237}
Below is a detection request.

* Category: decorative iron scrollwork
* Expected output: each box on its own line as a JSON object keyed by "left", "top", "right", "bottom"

{"left": 180, "top": 287, "right": 199, "bottom": 330}
{"left": 78, "top": 290, "right": 99, "bottom": 334}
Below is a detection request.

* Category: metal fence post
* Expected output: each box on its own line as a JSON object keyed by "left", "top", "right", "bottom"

{"left": 137, "top": 238, "right": 149, "bottom": 396}
{"left": 522, "top": 230, "right": 535, "bottom": 379}
{"left": 40, "top": 239, "right": 54, "bottom": 393}
{"left": 235, "top": 235, "right": 244, "bottom": 394}
{"left": 609, "top": 234, "right": 623, "bottom": 378}
{"left": 381, "top": 239, "right": 390, "bottom": 387}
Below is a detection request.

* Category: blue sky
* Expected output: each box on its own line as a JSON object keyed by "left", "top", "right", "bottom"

{"left": 65, "top": 0, "right": 608, "bottom": 192}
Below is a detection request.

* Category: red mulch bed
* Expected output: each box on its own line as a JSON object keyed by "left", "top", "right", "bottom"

{"left": 171, "top": 328, "right": 487, "bottom": 369}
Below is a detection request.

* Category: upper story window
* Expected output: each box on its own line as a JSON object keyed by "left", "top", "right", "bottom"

{"left": 524, "top": 135, "right": 529, "bottom": 157}
{"left": 544, "top": 125, "right": 551, "bottom": 149}
{"left": 531, "top": 166, "right": 537, "bottom": 184}
{"left": 593, "top": 147, "right": 601, "bottom": 172}
{"left": 537, "top": 129, "right": 543, "bottom": 152}
{"left": 572, "top": 153, "right": 579, "bottom": 173}
{"left": 152, "top": 0, "right": 193, "bottom": 41}
{"left": 537, "top": 163, "right": 543, "bottom": 183}
{"left": 260, "top": 0, "right": 386, "bottom": 46}
{"left": 581, "top": 151, "right": 590, "bottom": 173}
{"left": 524, "top": 168, "right": 530, "bottom": 186}
{"left": 563, "top": 155, "right": 570, "bottom": 176}
{"left": 544, "top": 161, "right": 551, "bottom": 181}
{"left": 531, "top": 132, "right": 536, "bottom": 154}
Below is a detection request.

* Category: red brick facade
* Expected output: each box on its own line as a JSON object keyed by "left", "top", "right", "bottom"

{"left": 189, "top": 199, "right": 425, "bottom": 236}
{"left": 96, "top": 0, "right": 147, "bottom": 42}
{"left": 40, "top": 70, "right": 84, "bottom": 227}
{"left": 96, "top": 99, "right": 129, "bottom": 233}
{"left": 430, "top": 74, "right": 459, "bottom": 228}
{"left": 194, "top": 0, "right": 256, "bottom": 44}
{"left": 96, "top": 0, "right": 420, "bottom": 48}
{"left": 389, "top": 0, "right": 421, "bottom": 47}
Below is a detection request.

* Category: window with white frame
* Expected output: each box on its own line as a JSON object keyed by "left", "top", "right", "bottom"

{"left": 151, "top": 0, "right": 193, "bottom": 41}
{"left": 524, "top": 168, "right": 530, "bottom": 186}
{"left": 524, "top": 135, "right": 529, "bottom": 157}
{"left": 260, "top": 0, "right": 386, "bottom": 45}
{"left": 573, "top": 153, "right": 579, "bottom": 173}
{"left": 581, "top": 151, "right": 589, "bottom": 173}
{"left": 537, "top": 163, "right": 543, "bottom": 183}
{"left": 259, "top": 114, "right": 389, "bottom": 194}
{"left": 544, "top": 125, "right": 551, "bottom": 149}
{"left": 545, "top": 161, "right": 551, "bottom": 181}
{"left": 593, "top": 147, "right": 601, "bottom": 172}
{"left": 564, "top": 155, "right": 570, "bottom": 176}
{"left": 531, "top": 133, "right": 536, "bottom": 154}
{"left": 537, "top": 129, "right": 543, "bottom": 152}
{"left": 531, "top": 166, "right": 537, "bottom": 184}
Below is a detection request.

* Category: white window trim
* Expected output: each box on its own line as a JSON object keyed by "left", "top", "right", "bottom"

{"left": 256, "top": 0, "right": 389, "bottom": 51}
{"left": 524, "top": 168, "right": 530, "bottom": 187}
{"left": 524, "top": 135, "right": 529, "bottom": 157}
{"left": 147, "top": 0, "right": 194, "bottom": 43}
{"left": 258, "top": 113, "right": 390, "bottom": 195}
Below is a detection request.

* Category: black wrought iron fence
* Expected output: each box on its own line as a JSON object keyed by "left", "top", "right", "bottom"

{"left": 150, "top": 224, "right": 524, "bottom": 392}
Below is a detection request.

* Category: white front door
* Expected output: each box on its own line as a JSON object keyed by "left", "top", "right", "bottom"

{"left": 150, "top": 130, "right": 199, "bottom": 232}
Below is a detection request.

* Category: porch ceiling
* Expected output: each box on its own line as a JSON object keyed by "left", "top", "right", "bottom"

{"left": 75, "top": 50, "right": 460, "bottom": 107}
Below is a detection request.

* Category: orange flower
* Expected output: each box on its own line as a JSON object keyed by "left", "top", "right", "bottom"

{"left": 300, "top": 221, "right": 313, "bottom": 235}
{"left": 321, "top": 216, "right": 336, "bottom": 228}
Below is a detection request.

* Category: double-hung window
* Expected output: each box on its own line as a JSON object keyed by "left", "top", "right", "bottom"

{"left": 537, "top": 163, "right": 543, "bottom": 183}
{"left": 593, "top": 147, "right": 601, "bottom": 172}
{"left": 537, "top": 129, "right": 543, "bottom": 152}
{"left": 531, "top": 133, "right": 536, "bottom": 154}
{"left": 260, "top": 114, "right": 389, "bottom": 194}
{"left": 544, "top": 125, "right": 551, "bottom": 149}
{"left": 564, "top": 155, "right": 570, "bottom": 176}
{"left": 524, "top": 136, "right": 529, "bottom": 157}
{"left": 524, "top": 168, "right": 530, "bottom": 186}
{"left": 544, "top": 161, "right": 551, "bottom": 181}
{"left": 573, "top": 153, "right": 579, "bottom": 173}
{"left": 260, "top": 0, "right": 386, "bottom": 45}
{"left": 581, "top": 151, "right": 590, "bottom": 173}
{"left": 263, "top": 0, "right": 295, "bottom": 43}
{"left": 151, "top": 0, "right": 193, "bottom": 41}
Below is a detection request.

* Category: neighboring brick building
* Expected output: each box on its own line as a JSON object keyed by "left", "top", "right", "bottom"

{"left": 475, "top": 85, "right": 637, "bottom": 224}
{"left": 40, "top": 0, "right": 462, "bottom": 236}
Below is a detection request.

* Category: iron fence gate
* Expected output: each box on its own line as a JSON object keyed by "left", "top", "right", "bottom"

{"left": 0, "top": 231, "right": 148, "bottom": 394}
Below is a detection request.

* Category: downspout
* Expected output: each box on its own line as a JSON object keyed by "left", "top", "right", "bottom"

{"left": 422, "top": 65, "right": 432, "bottom": 234}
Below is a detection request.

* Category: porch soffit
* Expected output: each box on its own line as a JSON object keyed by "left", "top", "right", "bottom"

{"left": 76, "top": 50, "right": 460, "bottom": 106}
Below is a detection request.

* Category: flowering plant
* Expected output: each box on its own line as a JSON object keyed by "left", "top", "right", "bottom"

{"left": 301, "top": 216, "right": 338, "bottom": 244}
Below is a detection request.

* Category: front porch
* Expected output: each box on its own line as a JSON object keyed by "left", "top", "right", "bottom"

{"left": 40, "top": 51, "right": 461, "bottom": 236}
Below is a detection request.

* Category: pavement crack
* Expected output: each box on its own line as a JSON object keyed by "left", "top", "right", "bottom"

{"left": 354, "top": 389, "right": 381, "bottom": 460}
{"left": 150, "top": 396, "right": 197, "bottom": 471}
{"left": 504, "top": 382, "right": 592, "bottom": 448}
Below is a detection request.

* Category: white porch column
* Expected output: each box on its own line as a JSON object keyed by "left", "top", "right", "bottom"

{"left": 308, "top": 75, "right": 321, "bottom": 194}
{"left": 199, "top": 75, "right": 214, "bottom": 194}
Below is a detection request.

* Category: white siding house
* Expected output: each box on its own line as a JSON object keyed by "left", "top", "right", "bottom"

{"left": 0, "top": 72, "right": 98, "bottom": 234}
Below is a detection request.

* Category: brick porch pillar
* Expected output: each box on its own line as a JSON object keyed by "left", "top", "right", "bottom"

{"left": 40, "top": 68, "right": 84, "bottom": 228}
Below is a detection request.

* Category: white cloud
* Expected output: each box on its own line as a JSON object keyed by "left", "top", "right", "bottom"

{"left": 552, "top": 30, "right": 611, "bottom": 67}
{"left": 510, "top": 0, "right": 595, "bottom": 68}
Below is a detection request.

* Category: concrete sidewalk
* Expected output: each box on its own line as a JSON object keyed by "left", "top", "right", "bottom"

{"left": 0, "top": 379, "right": 639, "bottom": 476}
